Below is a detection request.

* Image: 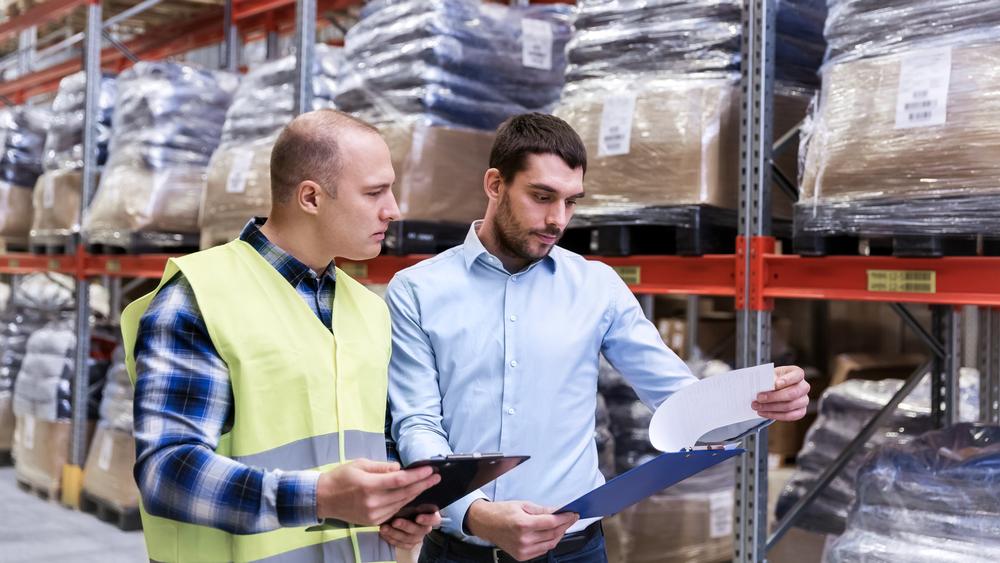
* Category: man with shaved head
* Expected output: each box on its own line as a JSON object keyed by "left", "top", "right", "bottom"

{"left": 124, "top": 109, "right": 440, "bottom": 562}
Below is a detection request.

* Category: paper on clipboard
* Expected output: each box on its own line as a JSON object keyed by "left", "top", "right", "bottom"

{"left": 650, "top": 363, "right": 775, "bottom": 451}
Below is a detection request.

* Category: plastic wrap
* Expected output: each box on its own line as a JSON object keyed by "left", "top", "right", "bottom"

{"left": 337, "top": 0, "right": 573, "bottom": 130}
{"left": 0, "top": 107, "right": 51, "bottom": 244}
{"left": 776, "top": 372, "right": 980, "bottom": 535}
{"left": 825, "top": 423, "right": 1000, "bottom": 563}
{"left": 824, "top": 0, "right": 1000, "bottom": 64}
{"left": 200, "top": 134, "right": 276, "bottom": 248}
{"left": 83, "top": 62, "right": 237, "bottom": 246}
{"left": 595, "top": 393, "right": 615, "bottom": 479}
{"left": 567, "top": 0, "right": 826, "bottom": 87}
{"left": 29, "top": 169, "right": 86, "bottom": 241}
{"left": 797, "top": 41, "right": 1000, "bottom": 237}
{"left": 97, "top": 346, "right": 133, "bottom": 434}
{"left": 554, "top": 75, "right": 808, "bottom": 225}
{"left": 43, "top": 71, "right": 117, "bottom": 171}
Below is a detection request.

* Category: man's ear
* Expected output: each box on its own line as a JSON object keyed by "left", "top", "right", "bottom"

{"left": 296, "top": 180, "right": 323, "bottom": 215}
{"left": 484, "top": 168, "right": 504, "bottom": 202}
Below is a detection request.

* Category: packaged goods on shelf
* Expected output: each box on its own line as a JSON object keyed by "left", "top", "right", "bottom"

{"left": 30, "top": 72, "right": 117, "bottom": 243}
{"left": 83, "top": 346, "right": 139, "bottom": 511}
{"left": 554, "top": 75, "right": 809, "bottom": 225}
{"left": 797, "top": 40, "right": 1000, "bottom": 237}
{"left": 84, "top": 62, "right": 237, "bottom": 248}
{"left": 0, "top": 107, "right": 51, "bottom": 245}
{"left": 336, "top": 0, "right": 572, "bottom": 131}
{"left": 595, "top": 393, "right": 615, "bottom": 479}
{"left": 825, "top": 423, "right": 1000, "bottom": 563}
{"left": 567, "top": 0, "right": 826, "bottom": 87}
{"left": 776, "top": 371, "right": 980, "bottom": 535}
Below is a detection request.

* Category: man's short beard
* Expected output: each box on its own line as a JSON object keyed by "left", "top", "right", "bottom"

{"left": 493, "top": 191, "right": 559, "bottom": 263}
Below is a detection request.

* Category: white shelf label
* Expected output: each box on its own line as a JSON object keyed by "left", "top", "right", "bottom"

{"left": 708, "top": 490, "right": 734, "bottom": 538}
{"left": 42, "top": 176, "right": 55, "bottom": 209}
{"left": 895, "top": 47, "right": 952, "bottom": 129}
{"left": 521, "top": 19, "right": 553, "bottom": 70}
{"left": 598, "top": 93, "right": 637, "bottom": 157}
{"left": 226, "top": 150, "right": 254, "bottom": 194}
{"left": 97, "top": 432, "right": 114, "bottom": 471}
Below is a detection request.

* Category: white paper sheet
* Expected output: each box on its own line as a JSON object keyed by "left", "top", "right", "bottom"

{"left": 649, "top": 363, "right": 775, "bottom": 452}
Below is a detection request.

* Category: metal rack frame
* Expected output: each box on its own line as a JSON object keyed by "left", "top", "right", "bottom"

{"left": 0, "top": 1, "right": 999, "bottom": 561}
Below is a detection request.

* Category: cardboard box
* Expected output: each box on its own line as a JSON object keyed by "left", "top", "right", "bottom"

{"left": 30, "top": 169, "right": 84, "bottom": 240}
{"left": 555, "top": 77, "right": 806, "bottom": 219}
{"left": 0, "top": 392, "right": 13, "bottom": 451}
{"left": 200, "top": 137, "right": 275, "bottom": 249}
{"left": 801, "top": 42, "right": 1000, "bottom": 203}
{"left": 381, "top": 121, "right": 494, "bottom": 224}
{"left": 829, "top": 353, "right": 926, "bottom": 387}
{"left": 13, "top": 415, "right": 71, "bottom": 493}
{"left": 0, "top": 181, "right": 34, "bottom": 244}
{"left": 82, "top": 425, "right": 139, "bottom": 509}
{"left": 622, "top": 490, "right": 733, "bottom": 563}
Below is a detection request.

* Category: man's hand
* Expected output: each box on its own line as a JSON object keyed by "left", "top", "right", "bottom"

{"left": 316, "top": 459, "right": 441, "bottom": 526}
{"left": 379, "top": 511, "right": 441, "bottom": 550}
{"left": 466, "top": 500, "right": 579, "bottom": 561}
{"left": 753, "top": 365, "right": 810, "bottom": 421}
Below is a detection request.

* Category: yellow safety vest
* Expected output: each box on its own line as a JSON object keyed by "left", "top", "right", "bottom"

{"left": 121, "top": 239, "right": 396, "bottom": 563}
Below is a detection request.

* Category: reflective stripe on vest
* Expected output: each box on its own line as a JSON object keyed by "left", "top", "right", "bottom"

{"left": 255, "top": 532, "right": 393, "bottom": 563}
{"left": 234, "top": 430, "right": 387, "bottom": 471}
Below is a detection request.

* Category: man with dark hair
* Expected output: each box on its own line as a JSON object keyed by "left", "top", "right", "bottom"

{"left": 124, "top": 109, "right": 441, "bottom": 562}
{"left": 387, "top": 113, "right": 810, "bottom": 562}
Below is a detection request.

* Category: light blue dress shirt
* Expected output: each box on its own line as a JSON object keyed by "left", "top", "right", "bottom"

{"left": 386, "top": 222, "right": 697, "bottom": 543}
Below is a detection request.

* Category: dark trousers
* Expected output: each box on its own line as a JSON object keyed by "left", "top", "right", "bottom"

{"left": 418, "top": 531, "right": 608, "bottom": 563}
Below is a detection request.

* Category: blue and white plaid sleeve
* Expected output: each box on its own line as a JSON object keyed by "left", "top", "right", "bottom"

{"left": 132, "top": 274, "right": 321, "bottom": 534}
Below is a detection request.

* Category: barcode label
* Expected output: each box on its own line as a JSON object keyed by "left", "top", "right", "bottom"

{"left": 708, "top": 491, "right": 734, "bottom": 538}
{"left": 97, "top": 432, "right": 114, "bottom": 471}
{"left": 895, "top": 48, "right": 951, "bottom": 129}
{"left": 23, "top": 415, "right": 35, "bottom": 450}
{"left": 521, "top": 19, "right": 553, "bottom": 70}
{"left": 612, "top": 266, "right": 641, "bottom": 285}
{"left": 226, "top": 149, "right": 254, "bottom": 194}
{"left": 867, "top": 270, "right": 937, "bottom": 293}
{"left": 598, "top": 93, "right": 637, "bottom": 157}
{"left": 42, "top": 176, "right": 55, "bottom": 209}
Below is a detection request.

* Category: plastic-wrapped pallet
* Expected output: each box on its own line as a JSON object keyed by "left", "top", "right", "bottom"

{"left": 200, "top": 46, "right": 342, "bottom": 248}
{"left": 84, "top": 62, "right": 237, "bottom": 250}
{"left": 337, "top": 0, "right": 572, "bottom": 130}
{"left": 0, "top": 308, "right": 48, "bottom": 457}
{"left": 30, "top": 72, "right": 116, "bottom": 244}
{"left": 83, "top": 345, "right": 139, "bottom": 513}
{"left": 0, "top": 107, "right": 50, "bottom": 246}
{"left": 825, "top": 423, "right": 1000, "bottom": 563}
{"left": 797, "top": 3, "right": 1000, "bottom": 239}
{"left": 554, "top": 76, "right": 809, "bottom": 224}
{"left": 776, "top": 371, "right": 980, "bottom": 535}
{"left": 567, "top": 0, "right": 827, "bottom": 87}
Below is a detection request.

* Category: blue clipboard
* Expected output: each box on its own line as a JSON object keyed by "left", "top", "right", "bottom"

{"left": 558, "top": 448, "right": 743, "bottom": 518}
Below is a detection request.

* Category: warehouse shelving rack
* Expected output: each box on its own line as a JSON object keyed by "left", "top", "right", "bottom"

{"left": 0, "top": 1, "right": 999, "bottom": 561}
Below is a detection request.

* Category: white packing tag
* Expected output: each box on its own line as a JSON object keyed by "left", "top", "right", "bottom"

{"left": 226, "top": 149, "right": 254, "bottom": 194}
{"left": 598, "top": 93, "right": 638, "bottom": 157}
{"left": 42, "top": 175, "right": 55, "bottom": 209}
{"left": 708, "top": 490, "right": 735, "bottom": 538}
{"left": 895, "top": 47, "right": 952, "bottom": 129}
{"left": 97, "top": 432, "right": 114, "bottom": 471}
{"left": 521, "top": 19, "right": 553, "bottom": 70}
{"left": 23, "top": 415, "right": 35, "bottom": 450}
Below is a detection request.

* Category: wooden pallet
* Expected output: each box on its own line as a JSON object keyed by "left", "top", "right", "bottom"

{"left": 793, "top": 232, "right": 1000, "bottom": 258}
{"left": 382, "top": 220, "right": 467, "bottom": 256}
{"left": 15, "top": 477, "right": 60, "bottom": 503}
{"left": 80, "top": 490, "right": 142, "bottom": 532}
{"left": 28, "top": 233, "right": 78, "bottom": 256}
{"left": 86, "top": 231, "right": 200, "bottom": 255}
{"left": 0, "top": 449, "right": 11, "bottom": 467}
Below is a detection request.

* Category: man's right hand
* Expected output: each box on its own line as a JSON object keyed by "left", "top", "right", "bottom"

{"left": 316, "top": 459, "right": 441, "bottom": 526}
{"left": 465, "top": 500, "right": 580, "bottom": 561}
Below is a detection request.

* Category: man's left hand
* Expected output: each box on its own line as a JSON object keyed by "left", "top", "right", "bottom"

{"left": 752, "top": 365, "right": 809, "bottom": 421}
{"left": 379, "top": 511, "right": 441, "bottom": 550}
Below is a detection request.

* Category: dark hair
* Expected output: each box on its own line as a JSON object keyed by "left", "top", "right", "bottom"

{"left": 269, "top": 109, "right": 379, "bottom": 203}
{"left": 489, "top": 113, "right": 587, "bottom": 182}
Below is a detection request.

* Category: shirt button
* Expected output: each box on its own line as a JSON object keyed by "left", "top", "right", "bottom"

{"left": 510, "top": 360, "right": 518, "bottom": 368}
{"left": 509, "top": 315, "right": 517, "bottom": 322}
{"left": 511, "top": 275, "right": 519, "bottom": 282}
{"left": 506, "top": 408, "right": 516, "bottom": 415}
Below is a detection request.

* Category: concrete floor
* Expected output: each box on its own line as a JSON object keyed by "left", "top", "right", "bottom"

{"left": 0, "top": 467, "right": 147, "bottom": 562}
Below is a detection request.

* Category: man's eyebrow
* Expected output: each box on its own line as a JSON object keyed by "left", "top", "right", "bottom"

{"left": 527, "top": 183, "right": 585, "bottom": 198}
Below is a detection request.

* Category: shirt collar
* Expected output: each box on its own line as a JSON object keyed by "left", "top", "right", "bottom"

{"left": 462, "top": 220, "right": 558, "bottom": 274}
{"left": 240, "top": 217, "right": 337, "bottom": 286}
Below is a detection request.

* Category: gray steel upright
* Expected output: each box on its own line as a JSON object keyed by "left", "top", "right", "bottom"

{"left": 70, "top": 0, "right": 102, "bottom": 470}
{"left": 735, "top": 0, "right": 776, "bottom": 561}
{"left": 224, "top": 0, "right": 240, "bottom": 72}
{"left": 979, "top": 308, "right": 1000, "bottom": 423}
{"left": 293, "top": 0, "right": 317, "bottom": 115}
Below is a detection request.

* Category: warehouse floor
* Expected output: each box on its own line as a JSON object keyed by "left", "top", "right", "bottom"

{"left": 0, "top": 467, "right": 147, "bottom": 562}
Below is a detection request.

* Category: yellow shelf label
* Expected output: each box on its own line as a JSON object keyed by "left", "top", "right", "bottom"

{"left": 8, "top": 259, "right": 19, "bottom": 268}
{"left": 48, "top": 259, "right": 60, "bottom": 271}
{"left": 106, "top": 259, "right": 121, "bottom": 273}
{"left": 613, "top": 266, "right": 641, "bottom": 285}
{"left": 867, "top": 269, "right": 936, "bottom": 294}
{"left": 339, "top": 263, "right": 368, "bottom": 279}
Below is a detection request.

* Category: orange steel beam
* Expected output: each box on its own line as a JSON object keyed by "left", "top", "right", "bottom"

{"left": 0, "top": 0, "right": 88, "bottom": 42}
{"left": 762, "top": 254, "right": 1000, "bottom": 306}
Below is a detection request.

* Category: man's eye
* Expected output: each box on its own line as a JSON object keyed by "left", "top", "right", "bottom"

{"left": 567, "top": 200, "right": 578, "bottom": 207}
{"left": 536, "top": 195, "right": 550, "bottom": 202}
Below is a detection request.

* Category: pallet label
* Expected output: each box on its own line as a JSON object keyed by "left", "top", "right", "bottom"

{"left": 521, "top": 18, "right": 553, "bottom": 70}
{"left": 339, "top": 262, "right": 368, "bottom": 280}
{"left": 867, "top": 269, "right": 936, "bottom": 293}
{"left": 613, "top": 266, "right": 641, "bottom": 285}
{"left": 97, "top": 433, "right": 114, "bottom": 472}
{"left": 47, "top": 259, "right": 60, "bottom": 271}
{"left": 598, "top": 93, "right": 637, "bottom": 157}
{"left": 708, "top": 490, "right": 734, "bottom": 538}
{"left": 895, "top": 47, "right": 951, "bottom": 129}
{"left": 226, "top": 149, "right": 254, "bottom": 194}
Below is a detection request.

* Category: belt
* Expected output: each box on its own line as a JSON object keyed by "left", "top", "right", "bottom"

{"left": 425, "top": 521, "right": 602, "bottom": 563}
